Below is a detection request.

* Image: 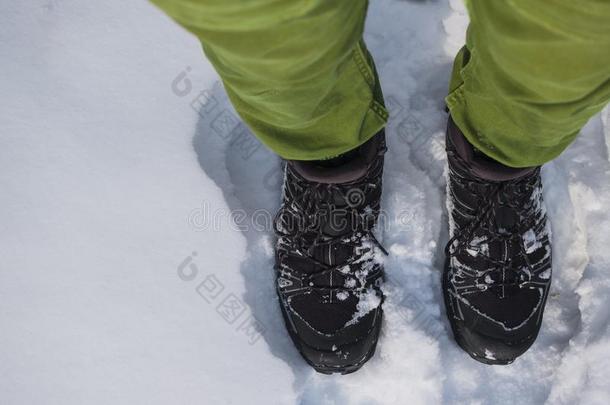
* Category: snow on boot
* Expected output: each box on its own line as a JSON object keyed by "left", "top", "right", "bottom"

{"left": 443, "top": 117, "right": 552, "bottom": 365}
{"left": 274, "top": 131, "right": 387, "bottom": 374}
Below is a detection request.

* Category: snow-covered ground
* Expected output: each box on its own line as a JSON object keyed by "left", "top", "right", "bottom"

{"left": 2, "top": 0, "right": 609, "bottom": 404}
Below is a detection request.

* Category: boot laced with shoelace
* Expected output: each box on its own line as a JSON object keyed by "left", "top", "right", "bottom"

{"left": 443, "top": 118, "right": 552, "bottom": 365}
{"left": 273, "top": 130, "right": 387, "bottom": 374}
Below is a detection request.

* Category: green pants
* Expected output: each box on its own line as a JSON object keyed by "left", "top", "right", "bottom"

{"left": 152, "top": 0, "right": 610, "bottom": 167}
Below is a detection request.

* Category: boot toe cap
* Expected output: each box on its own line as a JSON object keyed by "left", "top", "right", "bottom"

{"left": 280, "top": 297, "right": 383, "bottom": 373}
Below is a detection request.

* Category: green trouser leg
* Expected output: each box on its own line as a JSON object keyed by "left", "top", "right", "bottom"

{"left": 151, "top": 0, "right": 387, "bottom": 161}
{"left": 447, "top": 0, "right": 610, "bottom": 168}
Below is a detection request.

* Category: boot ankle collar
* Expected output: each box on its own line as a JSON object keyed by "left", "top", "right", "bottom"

{"left": 447, "top": 117, "right": 536, "bottom": 181}
{"left": 289, "top": 130, "right": 386, "bottom": 184}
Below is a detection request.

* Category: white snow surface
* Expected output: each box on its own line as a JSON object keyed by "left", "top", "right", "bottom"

{"left": 2, "top": 0, "right": 610, "bottom": 404}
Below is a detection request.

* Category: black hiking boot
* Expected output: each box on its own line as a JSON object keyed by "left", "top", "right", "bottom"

{"left": 443, "top": 118, "right": 552, "bottom": 365}
{"left": 273, "top": 131, "right": 387, "bottom": 374}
